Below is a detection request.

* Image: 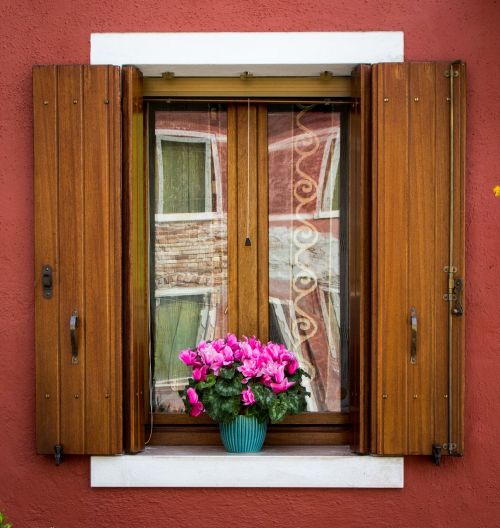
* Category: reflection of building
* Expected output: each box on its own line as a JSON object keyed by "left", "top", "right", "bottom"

{"left": 153, "top": 108, "right": 229, "bottom": 412}
{"left": 268, "top": 107, "right": 343, "bottom": 412}
{"left": 153, "top": 104, "right": 344, "bottom": 413}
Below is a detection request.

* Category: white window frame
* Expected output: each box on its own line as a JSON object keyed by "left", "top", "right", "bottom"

{"left": 315, "top": 131, "right": 341, "bottom": 219}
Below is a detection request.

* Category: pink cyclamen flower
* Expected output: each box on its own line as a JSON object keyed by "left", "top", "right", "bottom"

{"left": 179, "top": 349, "right": 198, "bottom": 366}
{"left": 192, "top": 365, "right": 208, "bottom": 382}
{"left": 287, "top": 358, "right": 299, "bottom": 375}
{"left": 186, "top": 387, "right": 204, "bottom": 417}
{"left": 238, "top": 358, "right": 259, "bottom": 379}
{"left": 241, "top": 386, "right": 255, "bottom": 406}
{"left": 270, "top": 378, "right": 295, "bottom": 394}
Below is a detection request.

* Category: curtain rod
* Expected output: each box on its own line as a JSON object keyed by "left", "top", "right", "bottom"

{"left": 145, "top": 97, "right": 354, "bottom": 105}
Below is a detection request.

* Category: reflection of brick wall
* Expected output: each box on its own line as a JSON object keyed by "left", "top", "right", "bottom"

{"left": 155, "top": 220, "right": 227, "bottom": 290}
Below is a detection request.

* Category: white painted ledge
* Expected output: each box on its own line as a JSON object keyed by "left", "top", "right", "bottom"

{"left": 91, "top": 446, "right": 403, "bottom": 488}
{"left": 90, "top": 32, "right": 404, "bottom": 77}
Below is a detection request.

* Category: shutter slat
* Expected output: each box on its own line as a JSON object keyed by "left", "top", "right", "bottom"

{"left": 408, "top": 63, "right": 436, "bottom": 454}
{"left": 58, "top": 66, "right": 85, "bottom": 453}
{"left": 34, "top": 65, "right": 122, "bottom": 456}
{"left": 34, "top": 66, "right": 60, "bottom": 454}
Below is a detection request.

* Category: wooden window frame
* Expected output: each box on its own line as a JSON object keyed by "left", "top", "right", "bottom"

{"left": 144, "top": 77, "right": 361, "bottom": 447}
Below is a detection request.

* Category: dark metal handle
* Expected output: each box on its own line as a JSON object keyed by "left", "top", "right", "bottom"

{"left": 42, "top": 265, "right": 53, "bottom": 299}
{"left": 70, "top": 310, "right": 79, "bottom": 364}
{"left": 452, "top": 278, "right": 464, "bottom": 316}
{"left": 410, "top": 307, "right": 417, "bottom": 364}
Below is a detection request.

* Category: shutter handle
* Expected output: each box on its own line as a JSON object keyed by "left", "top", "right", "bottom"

{"left": 410, "top": 307, "right": 417, "bottom": 364}
{"left": 70, "top": 310, "right": 79, "bottom": 364}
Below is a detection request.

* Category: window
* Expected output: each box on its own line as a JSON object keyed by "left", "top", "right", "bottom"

{"left": 33, "top": 63, "right": 465, "bottom": 459}
{"left": 148, "top": 99, "right": 351, "bottom": 444}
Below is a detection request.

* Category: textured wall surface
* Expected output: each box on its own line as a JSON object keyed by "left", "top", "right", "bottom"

{"left": 1, "top": 1, "right": 500, "bottom": 527}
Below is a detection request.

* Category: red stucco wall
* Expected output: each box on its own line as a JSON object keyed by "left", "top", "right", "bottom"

{"left": 1, "top": 1, "right": 500, "bottom": 526}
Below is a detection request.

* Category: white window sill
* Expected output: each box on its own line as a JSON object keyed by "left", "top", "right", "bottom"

{"left": 91, "top": 446, "right": 403, "bottom": 488}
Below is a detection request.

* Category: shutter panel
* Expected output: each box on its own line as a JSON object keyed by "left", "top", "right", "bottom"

{"left": 122, "top": 66, "right": 148, "bottom": 453}
{"left": 348, "top": 65, "right": 372, "bottom": 453}
{"left": 372, "top": 62, "right": 465, "bottom": 456}
{"left": 34, "top": 65, "right": 122, "bottom": 457}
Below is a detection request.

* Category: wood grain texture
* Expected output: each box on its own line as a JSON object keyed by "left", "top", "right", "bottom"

{"left": 407, "top": 63, "right": 435, "bottom": 454}
{"left": 433, "top": 63, "right": 451, "bottom": 448}
{"left": 33, "top": 66, "right": 60, "bottom": 454}
{"left": 257, "top": 104, "right": 269, "bottom": 341}
{"left": 57, "top": 65, "right": 85, "bottom": 453}
{"left": 122, "top": 66, "right": 147, "bottom": 453}
{"left": 34, "top": 65, "right": 122, "bottom": 455}
{"left": 150, "top": 425, "right": 351, "bottom": 446}
{"left": 227, "top": 105, "right": 239, "bottom": 335}
{"left": 348, "top": 65, "right": 371, "bottom": 454}
{"left": 236, "top": 104, "right": 259, "bottom": 337}
{"left": 372, "top": 63, "right": 466, "bottom": 456}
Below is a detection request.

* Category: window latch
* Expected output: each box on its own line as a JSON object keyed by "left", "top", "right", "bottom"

{"left": 410, "top": 307, "right": 417, "bottom": 364}
{"left": 42, "top": 265, "right": 53, "bottom": 299}
{"left": 70, "top": 310, "right": 79, "bottom": 364}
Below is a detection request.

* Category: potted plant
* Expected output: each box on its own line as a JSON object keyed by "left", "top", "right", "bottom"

{"left": 179, "top": 334, "right": 310, "bottom": 452}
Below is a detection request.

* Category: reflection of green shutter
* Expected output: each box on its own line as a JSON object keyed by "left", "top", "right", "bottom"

{"left": 155, "top": 295, "right": 204, "bottom": 383}
{"left": 331, "top": 162, "right": 340, "bottom": 211}
{"left": 162, "top": 140, "right": 206, "bottom": 213}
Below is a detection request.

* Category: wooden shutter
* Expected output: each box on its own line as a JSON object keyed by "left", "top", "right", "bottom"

{"left": 122, "top": 66, "right": 148, "bottom": 453}
{"left": 372, "top": 62, "right": 465, "bottom": 456}
{"left": 34, "top": 65, "right": 122, "bottom": 457}
{"left": 348, "top": 65, "right": 372, "bottom": 454}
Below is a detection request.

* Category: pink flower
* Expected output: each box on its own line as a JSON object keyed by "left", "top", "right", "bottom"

{"left": 270, "top": 378, "right": 295, "bottom": 394}
{"left": 179, "top": 349, "right": 197, "bottom": 366}
{"left": 274, "top": 364, "right": 286, "bottom": 383}
{"left": 193, "top": 365, "right": 208, "bottom": 381}
{"left": 190, "top": 402, "right": 204, "bottom": 417}
{"left": 287, "top": 358, "right": 299, "bottom": 375}
{"left": 221, "top": 345, "right": 234, "bottom": 365}
{"left": 226, "top": 334, "right": 241, "bottom": 354}
{"left": 212, "top": 339, "right": 226, "bottom": 352}
{"left": 199, "top": 345, "right": 225, "bottom": 374}
{"left": 187, "top": 387, "right": 198, "bottom": 404}
{"left": 186, "top": 387, "right": 204, "bottom": 417}
{"left": 238, "top": 358, "right": 259, "bottom": 378}
{"left": 241, "top": 386, "right": 255, "bottom": 406}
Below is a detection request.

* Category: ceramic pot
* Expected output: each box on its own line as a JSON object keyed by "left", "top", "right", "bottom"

{"left": 219, "top": 415, "right": 267, "bottom": 453}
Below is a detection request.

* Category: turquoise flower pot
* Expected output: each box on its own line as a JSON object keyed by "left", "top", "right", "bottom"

{"left": 219, "top": 415, "right": 267, "bottom": 453}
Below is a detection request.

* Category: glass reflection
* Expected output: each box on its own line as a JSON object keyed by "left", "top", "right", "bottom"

{"left": 268, "top": 104, "right": 347, "bottom": 412}
{"left": 152, "top": 103, "right": 228, "bottom": 412}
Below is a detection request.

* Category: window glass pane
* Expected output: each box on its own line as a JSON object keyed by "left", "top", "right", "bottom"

{"left": 268, "top": 104, "right": 347, "bottom": 412}
{"left": 152, "top": 103, "right": 228, "bottom": 413}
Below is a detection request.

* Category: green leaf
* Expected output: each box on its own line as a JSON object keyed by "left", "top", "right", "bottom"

{"left": 214, "top": 379, "right": 241, "bottom": 397}
{"left": 269, "top": 398, "right": 288, "bottom": 423}
{"left": 219, "top": 366, "right": 236, "bottom": 379}
{"left": 196, "top": 373, "right": 216, "bottom": 390}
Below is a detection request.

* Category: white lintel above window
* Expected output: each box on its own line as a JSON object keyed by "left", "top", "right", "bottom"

{"left": 90, "top": 31, "right": 404, "bottom": 77}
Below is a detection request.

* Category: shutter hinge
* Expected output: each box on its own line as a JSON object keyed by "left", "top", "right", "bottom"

{"left": 54, "top": 444, "right": 63, "bottom": 466}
